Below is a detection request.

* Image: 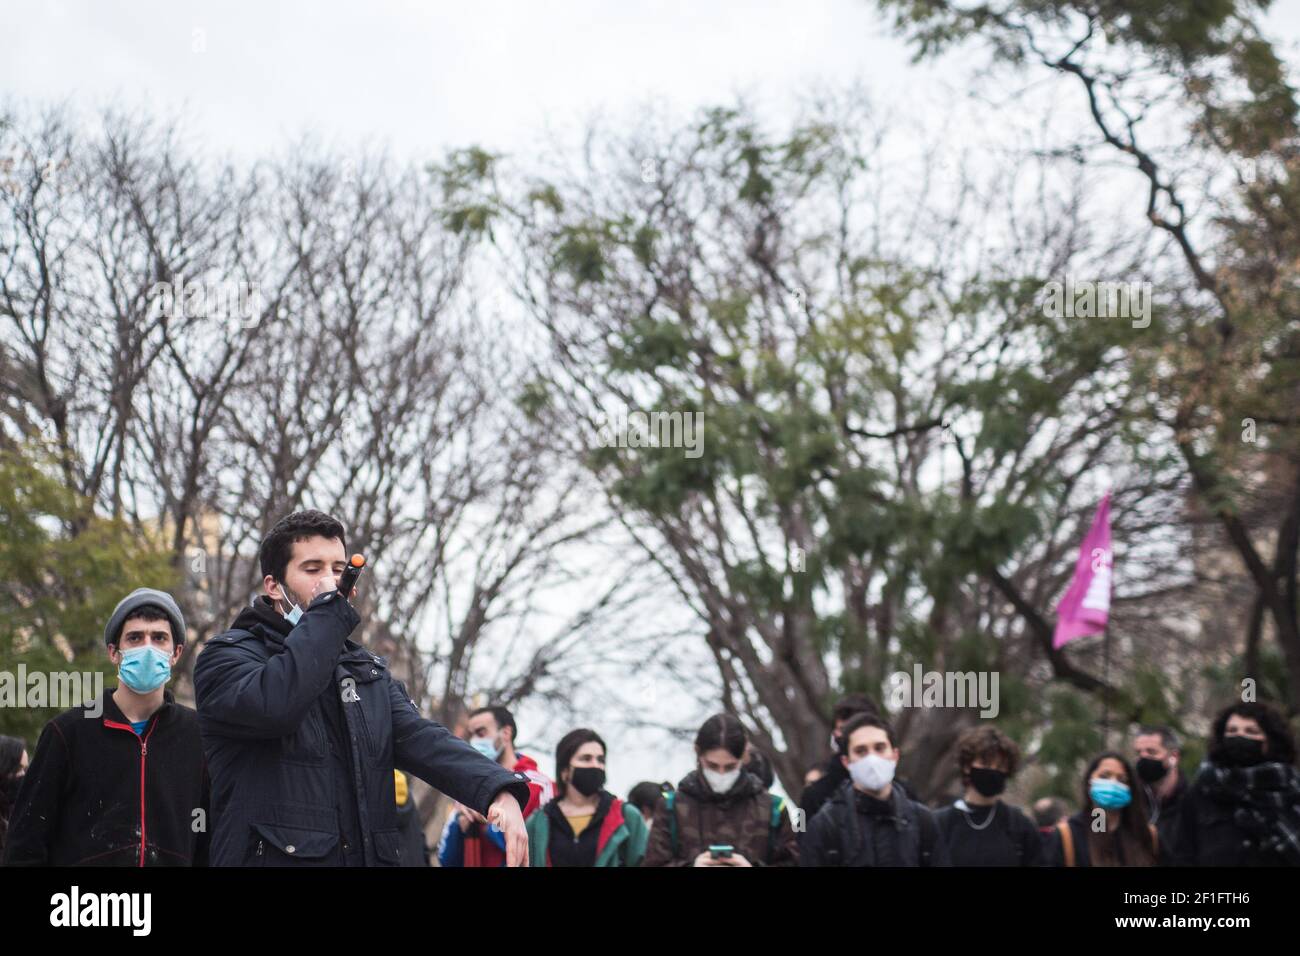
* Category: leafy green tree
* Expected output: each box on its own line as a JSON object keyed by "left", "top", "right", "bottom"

{"left": 0, "top": 445, "right": 176, "bottom": 744}
{"left": 872, "top": 0, "right": 1300, "bottom": 714}
{"left": 489, "top": 99, "right": 1194, "bottom": 798}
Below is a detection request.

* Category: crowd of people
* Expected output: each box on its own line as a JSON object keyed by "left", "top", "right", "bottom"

{"left": 427, "top": 695, "right": 1300, "bottom": 867}
{"left": 2, "top": 509, "right": 1299, "bottom": 868}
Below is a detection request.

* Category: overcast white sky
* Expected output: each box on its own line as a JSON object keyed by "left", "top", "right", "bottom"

{"left": 5, "top": 0, "right": 927, "bottom": 164}
{"left": 4, "top": 0, "right": 1298, "bottom": 799}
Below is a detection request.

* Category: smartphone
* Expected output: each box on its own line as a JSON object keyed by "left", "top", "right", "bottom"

{"left": 708, "top": 844, "right": 734, "bottom": 859}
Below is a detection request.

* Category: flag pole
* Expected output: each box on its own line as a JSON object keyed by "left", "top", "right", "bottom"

{"left": 1102, "top": 625, "right": 1111, "bottom": 750}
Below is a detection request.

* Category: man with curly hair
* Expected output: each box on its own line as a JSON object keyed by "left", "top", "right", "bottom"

{"left": 935, "top": 725, "right": 1042, "bottom": 866}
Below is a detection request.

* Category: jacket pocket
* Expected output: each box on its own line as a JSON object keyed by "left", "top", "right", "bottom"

{"left": 250, "top": 822, "right": 339, "bottom": 866}
{"left": 372, "top": 828, "right": 403, "bottom": 866}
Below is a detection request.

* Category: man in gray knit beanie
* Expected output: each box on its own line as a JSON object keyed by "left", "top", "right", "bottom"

{"left": 1, "top": 587, "right": 210, "bottom": 866}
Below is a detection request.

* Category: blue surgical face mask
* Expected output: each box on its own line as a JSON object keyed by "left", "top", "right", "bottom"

{"left": 470, "top": 737, "right": 502, "bottom": 760}
{"left": 1089, "top": 777, "right": 1132, "bottom": 809}
{"left": 118, "top": 645, "right": 173, "bottom": 693}
{"left": 277, "top": 582, "right": 305, "bottom": 625}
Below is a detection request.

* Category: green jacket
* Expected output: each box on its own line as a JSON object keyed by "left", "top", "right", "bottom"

{"left": 527, "top": 793, "right": 648, "bottom": 867}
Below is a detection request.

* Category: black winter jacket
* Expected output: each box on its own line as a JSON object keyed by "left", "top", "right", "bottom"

{"left": 801, "top": 780, "right": 949, "bottom": 867}
{"left": 1174, "top": 763, "right": 1300, "bottom": 866}
{"left": 798, "top": 754, "right": 848, "bottom": 827}
{"left": 193, "top": 593, "right": 529, "bottom": 866}
{"left": 1140, "top": 771, "right": 1187, "bottom": 862}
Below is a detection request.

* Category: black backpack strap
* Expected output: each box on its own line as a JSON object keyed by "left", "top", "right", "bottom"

{"left": 1006, "top": 805, "right": 1029, "bottom": 864}
{"left": 823, "top": 816, "right": 843, "bottom": 866}
{"left": 665, "top": 790, "right": 679, "bottom": 859}
{"left": 829, "top": 793, "right": 857, "bottom": 866}
{"left": 765, "top": 794, "right": 784, "bottom": 864}
{"left": 917, "top": 807, "right": 939, "bottom": 866}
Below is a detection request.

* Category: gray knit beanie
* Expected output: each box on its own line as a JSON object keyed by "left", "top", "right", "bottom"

{"left": 104, "top": 588, "right": 187, "bottom": 648}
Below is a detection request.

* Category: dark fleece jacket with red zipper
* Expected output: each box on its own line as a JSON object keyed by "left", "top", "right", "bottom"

{"left": 2, "top": 688, "right": 210, "bottom": 866}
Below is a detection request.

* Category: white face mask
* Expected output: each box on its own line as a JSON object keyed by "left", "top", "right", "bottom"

{"left": 701, "top": 766, "right": 741, "bottom": 794}
{"left": 848, "top": 753, "right": 896, "bottom": 792}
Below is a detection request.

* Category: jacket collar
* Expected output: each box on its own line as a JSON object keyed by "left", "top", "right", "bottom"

{"left": 102, "top": 687, "right": 175, "bottom": 727}
{"left": 233, "top": 596, "right": 294, "bottom": 643}
{"left": 234, "top": 596, "right": 375, "bottom": 661}
{"left": 595, "top": 795, "right": 625, "bottom": 856}
{"left": 837, "top": 778, "right": 908, "bottom": 816}
{"left": 546, "top": 790, "right": 614, "bottom": 836}
{"left": 512, "top": 752, "right": 540, "bottom": 774}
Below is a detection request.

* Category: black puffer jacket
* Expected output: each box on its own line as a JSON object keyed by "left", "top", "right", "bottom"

{"left": 194, "top": 593, "right": 529, "bottom": 866}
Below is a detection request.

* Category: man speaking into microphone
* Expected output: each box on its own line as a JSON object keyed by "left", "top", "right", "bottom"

{"left": 194, "top": 510, "right": 531, "bottom": 866}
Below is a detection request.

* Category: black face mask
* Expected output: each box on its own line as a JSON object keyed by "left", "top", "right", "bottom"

{"left": 1136, "top": 757, "right": 1169, "bottom": 784}
{"left": 968, "top": 767, "right": 1007, "bottom": 798}
{"left": 1213, "top": 735, "right": 1265, "bottom": 767}
{"left": 569, "top": 766, "right": 606, "bottom": 797}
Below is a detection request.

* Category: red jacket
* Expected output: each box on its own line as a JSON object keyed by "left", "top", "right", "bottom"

{"left": 456, "top": 753, "right": 553, "bottom": 867}
{"left": 513, "top": 752, "right": 555, "bottom": 817}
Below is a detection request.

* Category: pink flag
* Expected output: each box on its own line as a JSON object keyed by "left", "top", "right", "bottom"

{"left": 1053, "top": 491, "right": 1112, "bottom": 649}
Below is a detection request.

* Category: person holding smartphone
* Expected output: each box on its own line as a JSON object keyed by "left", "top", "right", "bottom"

{"left": 641, "top": 713, "right": 798, "bottom": 867}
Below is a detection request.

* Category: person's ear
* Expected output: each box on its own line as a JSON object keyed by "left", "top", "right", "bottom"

{"left": 265, "top": 574, "right": 284, "bottom": 602}
{"left": 107, "top": 644, "right": 120, "bottom": 666}
{"left": 840, "top": 753, "right": 849, "bottom": 771}
{"left": 170, "top": 644, "right": 184, "bottom": 665}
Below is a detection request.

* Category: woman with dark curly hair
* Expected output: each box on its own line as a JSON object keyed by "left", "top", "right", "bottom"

{"left": 1045, "top": 751, "right": 1159, "bottom": 866}
{"left": 1175, "top": 701, "right": 1300, "bottom": 866}
{"left": 935, "top": 726, "right": 1042, "bottom": 865}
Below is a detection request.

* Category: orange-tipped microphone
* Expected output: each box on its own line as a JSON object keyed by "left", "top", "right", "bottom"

{"left": 337, "top": 553, "right": 367, "bottom": 600}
